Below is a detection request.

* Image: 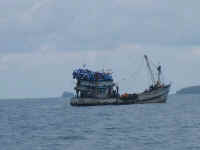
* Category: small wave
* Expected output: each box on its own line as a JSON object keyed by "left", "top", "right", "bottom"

{"left": 57, "top": 135, "right": 87, "bottom": 141}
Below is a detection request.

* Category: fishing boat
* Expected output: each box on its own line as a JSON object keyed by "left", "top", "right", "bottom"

{"left": 70, "top": 55, "right": 171, "bottom": 106}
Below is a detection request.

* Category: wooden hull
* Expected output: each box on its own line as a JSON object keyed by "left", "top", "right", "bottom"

{"left": 70, "top": 85, "right": 171, "bottom": 106}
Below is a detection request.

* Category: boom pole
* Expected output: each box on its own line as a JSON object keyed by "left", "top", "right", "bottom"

{"left": 144, "top": 55, "right": 156, "bottom": 85}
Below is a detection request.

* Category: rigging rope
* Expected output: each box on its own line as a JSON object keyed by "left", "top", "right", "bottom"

{"left": 129, "top": 58, "right": 145, "bottom": 82}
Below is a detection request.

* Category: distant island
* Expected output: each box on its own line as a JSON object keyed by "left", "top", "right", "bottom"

{"left": 176, "top": 86, "right": 200, "bottom": 94}
{"left": 62, "top": 91, "right": 74, "bottom": 98}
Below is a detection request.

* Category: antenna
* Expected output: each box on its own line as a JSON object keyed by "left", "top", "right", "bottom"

{"left": 82, "top": 64, "right": 86, "bottom": 68}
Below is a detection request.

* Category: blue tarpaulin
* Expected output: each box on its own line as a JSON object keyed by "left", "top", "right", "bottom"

{"left": 73, "top": 69, "right": 113, "bottom": 81}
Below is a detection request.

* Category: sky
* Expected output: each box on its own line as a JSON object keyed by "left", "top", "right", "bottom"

{"left": 0, "top": 0, "right": 200, "bottom": 98}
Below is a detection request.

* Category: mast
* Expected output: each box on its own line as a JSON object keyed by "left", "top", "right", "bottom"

{"left": 157, "top": 65, "right": 162, "bottom": 84}
{"left": 144, "top": 55, "right": 156, "bottom": 85}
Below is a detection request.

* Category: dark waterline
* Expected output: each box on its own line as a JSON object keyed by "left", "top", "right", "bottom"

{"left": 0, "top": 95, "right": 200, "bottom": 150}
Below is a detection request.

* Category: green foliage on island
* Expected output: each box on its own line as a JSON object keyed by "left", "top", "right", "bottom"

{"left": 176, "top": 86, "right": 200, "bottom": 94}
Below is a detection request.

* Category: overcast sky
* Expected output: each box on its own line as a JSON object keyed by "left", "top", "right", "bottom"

{"left": 0, "top": 0, "right": 200, "bottom": 98}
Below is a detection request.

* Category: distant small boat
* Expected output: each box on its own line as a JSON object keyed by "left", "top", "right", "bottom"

{"left": 70, "top": 55, "right": 171, "bottom": 106}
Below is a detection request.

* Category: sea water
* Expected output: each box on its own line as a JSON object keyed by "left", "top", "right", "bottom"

{"left": 0, "top": 94, "right": 200, "bottom": 150}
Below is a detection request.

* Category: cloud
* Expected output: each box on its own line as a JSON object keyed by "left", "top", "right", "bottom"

{"left": 20, "top": 0, "right": 55, "bottom": 24}
{"left": 0, "top": 0, "right": 200, "bottom": 53}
